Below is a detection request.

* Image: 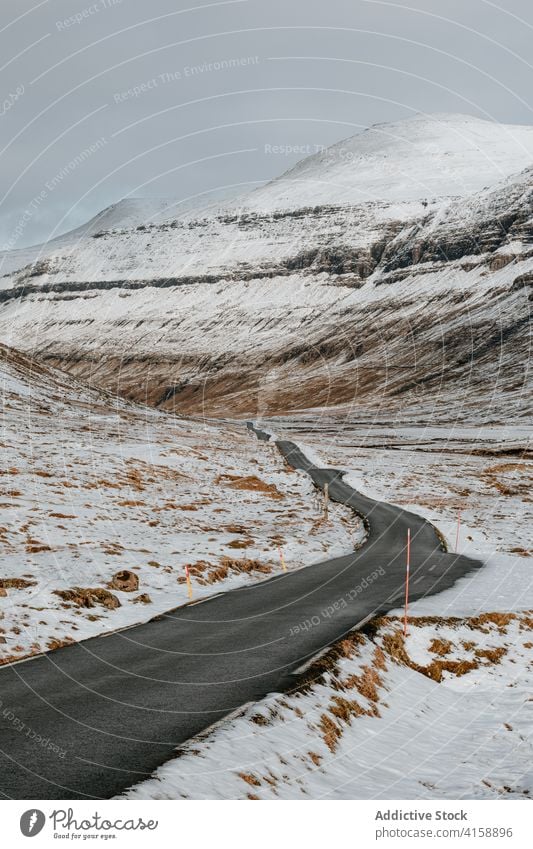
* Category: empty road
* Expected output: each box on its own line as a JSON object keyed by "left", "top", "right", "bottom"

{"left": 0, "top": 429, "right": 481, "bottom": 799}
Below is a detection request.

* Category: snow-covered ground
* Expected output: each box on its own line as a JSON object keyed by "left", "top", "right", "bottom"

{"left": 121, "top": 418, "right": 532, "bottom": 800}
{"left": 0, "top": 348, "right": 363, "bottom": 663}
{"left": 259, "top": 418, "right": 532, "bottom": 554}
{"left": 121, "top": 607, "right": 533, "bottom": 800}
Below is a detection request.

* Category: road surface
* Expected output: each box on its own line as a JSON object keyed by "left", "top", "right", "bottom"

{"left": 0, "top": 428, "right": 481, "bottom": 799}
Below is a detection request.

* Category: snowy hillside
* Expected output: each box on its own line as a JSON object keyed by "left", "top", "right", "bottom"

{"left": 0, "top": 197, "right": 204, "bottom": 278}
{"left": 0, "top": 344, "right": 362, "bottom": 663}
{"left": 244, "top": 112, "right": 533, "bottom": 209}
{"left": 0, "top": 113, "right": 531, "bottom": 421}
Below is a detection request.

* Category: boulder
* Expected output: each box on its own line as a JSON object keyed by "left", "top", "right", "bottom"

{"left": 110, "top": 569, "right": 139, "bottom": 592}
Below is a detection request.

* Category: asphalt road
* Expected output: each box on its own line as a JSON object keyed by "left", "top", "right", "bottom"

{"left": 0, "top": 427, "right": 481, "bottom": 799}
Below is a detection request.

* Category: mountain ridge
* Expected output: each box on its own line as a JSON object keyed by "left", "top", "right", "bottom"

{"left": 0, "top": 113, "right": 531, "bottom": 421}
{"left": 2, "top": 112, "right": 533, "bottom": 262}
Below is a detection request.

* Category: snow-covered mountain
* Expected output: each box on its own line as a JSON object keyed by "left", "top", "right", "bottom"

{"left": 244, "top": 112, "right": 533, "bottom": 209}
{"left": 0, "top": 113, "right": 531, "bottom": 420}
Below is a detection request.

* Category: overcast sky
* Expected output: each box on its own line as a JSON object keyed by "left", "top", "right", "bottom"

{"left": 1, "top": 0, "right": 533, "bottom": 248}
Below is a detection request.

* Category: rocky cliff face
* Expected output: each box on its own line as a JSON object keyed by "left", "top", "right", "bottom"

{"left": 0, "top": 114, "right": 531, "bottom": 421}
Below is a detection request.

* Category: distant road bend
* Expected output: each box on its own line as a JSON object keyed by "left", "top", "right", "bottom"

{"left": 0, "top": 424, "right": 482, "bottom": 799}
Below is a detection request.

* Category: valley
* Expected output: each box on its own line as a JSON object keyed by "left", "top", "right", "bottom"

{"left": 0, "top": 112, "right": 531, "bottom": 801}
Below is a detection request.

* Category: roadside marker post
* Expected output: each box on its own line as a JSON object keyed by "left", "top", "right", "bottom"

{"left": 278, "top": 547, "right": 287, "bottom": 572}
{"left": 185, "top": 565, "right": 193, "bottom": 600}
{"left": 403, "top": 528, "right": 411, "bottom": 637}
{"left": 324, "top": 482, "right": 329, "bottom": 522}
{"left": 455, "top": 510, "right": 461, "bottom": 553}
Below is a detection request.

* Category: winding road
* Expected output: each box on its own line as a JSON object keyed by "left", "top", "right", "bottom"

{"left": 0, "top": 427, "right": 481, "bottom": 799}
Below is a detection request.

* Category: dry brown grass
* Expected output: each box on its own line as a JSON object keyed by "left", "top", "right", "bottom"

{"left": 429, "top": 638, "right": 453, "bottom": 656}
{"left": 238, "top": 773, "right": 261, "bottom": 787}
{"left": 178, "top": 557, "right": 273, "bottom": 587}
{"left": 492, "top": 481, "right": 518, "bottom": 496}
{"left": 54, "top": 587, "right": 121, "bottom": 610}
{"left": 344, "top": 663, "right": 382, "bottom": 705}
{"left": 474, "top": 647, "right": 507, "bottom": 663}
{"left": 329, "top": 695, "right": 367, "bottom": 723}
{"left": 25, "top": 542, "right": 52, "bottom": 554}
{"left": 216, "top": 473, "right": 283, "bottom": 499}
{"left": 238, "top": 610, "right": 531, "bottom": 758}
{"left": 205, "top": 565, "right": 229, "bottom": 584}
{"left": 0, "top": 577, "right": 37, "bottom": 589}
{"left": 46, "top": 637, "right": 75, "bottom": 651}
{"left": 377, "top": 612, "right": 518, "bottom": 635}
{"left": 49, "top": 512, "right": 77, "bottom": 519}
{"left": 296, "top": 633, "right": 367, "bottom": 694}
{"left": 424, "top": 658, "right": 480, "bottom": 683}
{"left": 226, "top": 539, "right": 252, "bottom": 549}
{"left": 480, "top": 462, "right": 532, "bottom": 498}
{"left": 373, "top": 645, "right": 387, "bottom": 670}
{"left": 318, "top": 713, "right": 342, "bottom": 752}
{"left": 468, "top": 612, "right": 516, "bottom": 633}
{"left": 221, "top": 557, "right": 272, "bottom": 581}
{"left": 377, "top": 614, "right": 520, "bottom": 683}
{"left": 132, "top": 593, "right": 152, "bottom": 604}
{"left": 250, "top": 713, "right": 270, "bottom": 726}
{"left": 85, "top": 478, "right": 122, "bottom": 490}
{"left": 224, "top": 524, "right": 249, "bottom": 534}
{"left": 101, "top": 542, "right": 125, "bottom": 556}
{"left": 486, "top": 462, "right": 527, "bottom": 474}
{"left": 298, "top": 641, "right": 388, "bottom": 751}
{"left": 0, "top": 653, "right": 25, "bottom": 665}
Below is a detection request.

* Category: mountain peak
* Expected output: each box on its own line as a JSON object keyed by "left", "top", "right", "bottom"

{"left": 244, "top": 113, "right": 533, "bottom": 211}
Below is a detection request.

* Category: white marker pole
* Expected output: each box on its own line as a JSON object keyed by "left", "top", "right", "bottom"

{"left": 278, "top": 547, "right": 287, "bottom": 572}
{"left": 403, "top": 528, "right": 411, "bottom": 638}
{"left": 324, "top": 483, "right": 329, "bottom": 521}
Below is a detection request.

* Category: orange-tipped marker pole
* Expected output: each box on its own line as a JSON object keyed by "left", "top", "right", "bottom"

{"left": 278, "top": 547, "right": 287, "bottom": 572}
{"left": 403, "top": 528, "right": 411, "bottom": 637}
{"left": 185, "top": 564, "right": 193, "bottom": 600}
{"left": 455, "top": 510, "right": 461, "bottom": 554}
